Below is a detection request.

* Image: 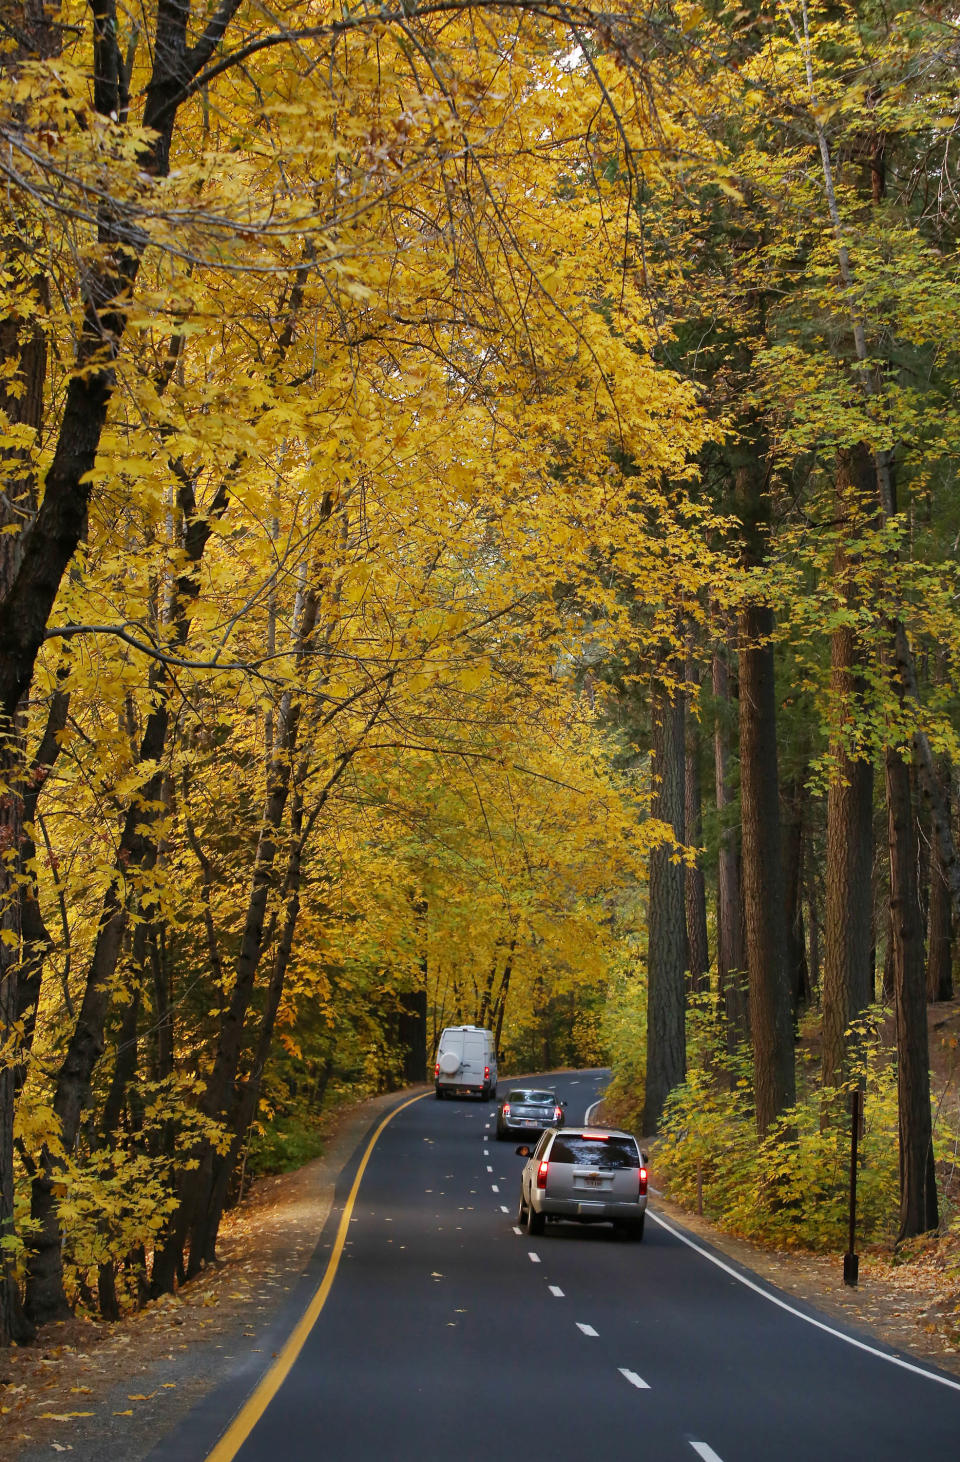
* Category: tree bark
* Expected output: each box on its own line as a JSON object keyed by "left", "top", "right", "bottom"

{"left": 739, "top": 603, "right": 796, "bottom": 1136}
{"left": 821, "top": 447, "right": 877, "bottom": 1095}
{"left": 685, "top": 655, "right": 709, "bottom": 994}
{"left": 712, "top": 640, "right": 748, "bottom": 1050}
{"left": 926, "top": 764, "right": 953, "bottom": 1003}
{"left": 886, "top": 746, "right": 939, "bottom": 1238}
{"left": 781, "top": 773, "right": 809, "bottom": 1016}
{"left": 643, "top": 675, "right": 687, "bottom": 1134}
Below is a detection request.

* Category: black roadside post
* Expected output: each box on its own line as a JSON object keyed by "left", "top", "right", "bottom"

{"left": 843, "top": 1085, "right": 861, "bottom": 1287}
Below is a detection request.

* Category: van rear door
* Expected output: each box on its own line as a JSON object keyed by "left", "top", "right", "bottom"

{"left": 461, "top": 1031, "right": 486, "bottom": 1083}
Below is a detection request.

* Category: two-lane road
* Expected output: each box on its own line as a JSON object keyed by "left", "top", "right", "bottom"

{"left": 153, "top": 1070, "right": 960, "bottom": 1462}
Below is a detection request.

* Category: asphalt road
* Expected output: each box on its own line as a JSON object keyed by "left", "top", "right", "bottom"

{"left": 153, "top": 1069, "right": 960, "bottom": 1462}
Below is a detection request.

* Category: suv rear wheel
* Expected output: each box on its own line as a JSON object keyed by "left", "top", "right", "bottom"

{"left": 525, "top": 1201, "right": 545, "bottom": 1237}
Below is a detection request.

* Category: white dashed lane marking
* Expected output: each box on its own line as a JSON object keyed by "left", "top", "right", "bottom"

{"left": 548, "top": 1285, "right": 564, "bottom": 1298}
{"left": 528, "top": 1252, "right": 541, "bottom": 1264}
{"left": 500, "top": 1205, "right": 509, "bottom": 1213}
{"left": 491, "top": 1184, "right": 499, "bottom": 1193}
{"left": 689, "top": 1444, "right": 724, "bottom": 1462}
{"left": 512, "top": 1226, "right": 523, "bottom": 1236}
{"left": 576, "top": 1322, "right": 598, "bottom": 1337}
{"left": 486, "top": 1165, "right": 493, "bottom": 1172}
{"left": 619, "top": 1368, "right": 650, "bottom": 1390}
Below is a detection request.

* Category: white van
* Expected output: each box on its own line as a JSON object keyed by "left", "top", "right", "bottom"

{"left": 434, "top": 1025, "right": 497, "bottom": 1100}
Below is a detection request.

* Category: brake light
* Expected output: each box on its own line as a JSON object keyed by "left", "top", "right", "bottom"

{"left": 484, "top": 1066, "right": 490, "bottom": 1080}
{"left": 554, "top": 1106, "right": 562, "bottom": 1122}
{"left": 434, "top": 1062, "right": 440, "bottom": 1078}
{"left": 502, "top": 1103, "right": 510, "bottom": 1116}
{"left": 537, "top": 1159, "right": 549, "bottom": 1189}
{"left": 639, "top": 1166, "right": 648, "bottom": 1196}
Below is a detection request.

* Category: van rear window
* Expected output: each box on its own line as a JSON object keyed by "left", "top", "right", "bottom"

{"left": 549, "top": 1136, "right": 639, "bottom": 1169}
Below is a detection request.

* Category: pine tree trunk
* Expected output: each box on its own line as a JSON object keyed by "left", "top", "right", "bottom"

{"left": 821, "top": 487, "right": 876, "bottom": 1097}
{"left": 927, "top": 791, "right": 954, "bottom": 1002}
{"left": 712, "top": 641, "right": 748, "bottom": 1047}
{"left": 739, "top": 604, "right": 796, "bottom": 1136}
{"left": 643, "top": 676, "right": 687, "bottom": 1134}
{"left": 782, "top": 775, "right": 809, "bottom": 1016}
{"left": 685, "top": 656, "right": 709, "bottom": 994}
{"left": 886, "top": 747, "right": 939, "bottom": 1238}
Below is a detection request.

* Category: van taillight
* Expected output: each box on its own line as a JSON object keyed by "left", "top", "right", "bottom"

{"left": 537, "top": 1160, "right": 549, "bottom": 1190}
{"left": 639, "top": 1166, "right": 648, "bottom": 1196}
{"left": 434, "top": 1062, "right": 440, "bottom": 1078}
{"left": 484, "top": 1066, "right": 490, "bottom": 1079}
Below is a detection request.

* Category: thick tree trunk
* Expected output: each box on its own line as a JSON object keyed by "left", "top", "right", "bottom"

{"left": 926, "top": 766, "right": 954, "bottom": 1003}
{"left": 781, "top": 774, "right": 809, "bottom": 1016}
{"left": 886, "top": 747, "right": 939, "bottom": 1239}
{"left": 739, "top": 604, "right": 796, "bottom": 1136}
{"left": 643, "top": 676, "right": 687, "bottom": 1134}
{"left": 685, "top": 656, "right": 709, "bottom": 994}
{"left": 821, "top": 746, "right": 874, "bottom": 1092}
{"left": 712, "top": 641, "right": 748, "bottom": 1048}
{"left": 821, "top": 473, "right": 876, "bottom": 1095}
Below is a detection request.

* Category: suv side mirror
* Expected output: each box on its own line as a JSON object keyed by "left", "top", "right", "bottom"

{"left": 515, "top": 1144, "right": 532, "bottom": 1158}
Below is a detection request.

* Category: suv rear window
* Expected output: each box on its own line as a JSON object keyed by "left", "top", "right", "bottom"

{"left": 549, "top": 1136, "right": 639, "bottom": 1169}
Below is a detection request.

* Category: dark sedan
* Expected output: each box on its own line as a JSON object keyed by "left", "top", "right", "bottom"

{"left": 496, "top": 1088, "right": 565, "bottom": 1140}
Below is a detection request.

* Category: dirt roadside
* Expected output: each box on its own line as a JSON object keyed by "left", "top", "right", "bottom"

{"left": 2, "top": 1073, "right": 959, "bottom": 1460}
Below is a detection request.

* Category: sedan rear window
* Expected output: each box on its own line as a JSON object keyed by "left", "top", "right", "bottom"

{"left": 549, "top": 1136, "right": 639, "bottom": 1169}
{"left": 508, "top": 1090, "right": 555, "bottom": 1104}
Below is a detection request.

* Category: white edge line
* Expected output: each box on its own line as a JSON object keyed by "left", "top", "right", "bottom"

{"left": 584, "top": 1099, "right": 602, "bottom": 1124}
{"left": 689, "top": 1443, "right": 724, "bottom": 1462}
{"left": 618, "top": 1367, "right": 650, "bottom": 1390}
{"left": 648, "top": 1209, "right": 960, "bottom": 1393}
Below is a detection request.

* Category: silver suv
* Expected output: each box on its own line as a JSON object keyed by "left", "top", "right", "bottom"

{"left": 516, "top": 1126, "right": 648, "bottom": 1241}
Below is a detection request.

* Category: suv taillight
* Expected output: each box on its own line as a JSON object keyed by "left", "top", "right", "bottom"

{"left": 537, "top": 1159, "right": 549, "bottom": 1190}
{"left": 639, "top": 1165, "right": 648, "bottom": 1196}
{"left": 434, "top": 1062, "right": 440, "bottom": 1078}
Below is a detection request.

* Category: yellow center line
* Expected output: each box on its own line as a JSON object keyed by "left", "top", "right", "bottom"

{"left": 205, "top": 1091, "right": 429, "bottom": 1462}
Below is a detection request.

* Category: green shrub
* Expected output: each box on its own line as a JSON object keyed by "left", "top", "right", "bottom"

{"left": 655, "top": 1000, "right": 903, "bottom": 1251}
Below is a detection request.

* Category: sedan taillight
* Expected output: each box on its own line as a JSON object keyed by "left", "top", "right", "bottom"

{"left": 553, "top": 1105, "right": 562, "bottom": 1122}
{"left": 639, "top": 1166, "right": 648, "bottom": 1196}
{"left": 502, "top": 1103, "right": 511, "bottom": 1116}
{"left": 537, "top": 1159, "right": 549, "bottom": 1190}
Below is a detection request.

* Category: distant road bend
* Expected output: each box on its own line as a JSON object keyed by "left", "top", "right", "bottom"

{"left": 150, "top": 1070, "right": 960, "bottom": 1462}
